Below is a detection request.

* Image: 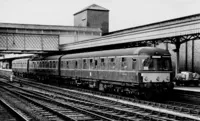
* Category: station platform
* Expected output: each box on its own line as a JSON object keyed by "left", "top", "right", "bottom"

{"left": 174, "top": 86, "right": 200, "bottom": 92}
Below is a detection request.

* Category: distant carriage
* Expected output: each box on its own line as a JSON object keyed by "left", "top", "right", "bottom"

{"left": 12, "top": 58, "right": 29, "bottom": 78}
{"left": 12, "top": 47, "right": 174, "bottom": 99}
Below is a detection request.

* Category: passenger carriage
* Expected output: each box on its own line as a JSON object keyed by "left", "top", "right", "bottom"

{"left": 61, "top": 47, "right": 174, "bottom": 98}
{"left": 28, "top": 56, "right": 61, "bottom": 81}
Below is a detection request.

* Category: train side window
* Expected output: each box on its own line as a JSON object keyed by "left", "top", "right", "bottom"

{"left": 66, "top": 61, "right": 69, "bottom": 69}
{"left": 36, "top": 62, "right": 39, "bottom": 69}
{"left": 63, "top": 61, "right": 65, "bottom": 68}
{"left": 89, "top": 59, "right": 94, "bottom": 69}
{"left": 52, "top": 61, "right": 54, "bottom": 68}
{"left": 83, "top": 59, "right": 87, "bottom": 69}
{"left": 42, "top": 61, "right": 45, "bottom": 68}
{"left": 74, "top": 60, "right": 78, "bottom": 69}
{"left": 100, "top": 58, "right": 105, "bottom": 70}
{"left": 109, "top": 58, "right": 115, "bottom": 70}
{"left": 61, "top": 61, "right": 64, "bottom": 68}
{"left": 69, "top": 60, "right": 72, "bottom": 69}
{"left": 78, "top": 59, "right": 82, "bottom": 69}
{"left": 71, "top": 60, "right": 73, "bottom": 69}
{"left": 55, "top": 61, "right": 58, "bottom": 68}
{"left": 47, "top": 61, "right": 50, "bottom": 68}
{"left": 33, "top": 62, "right": 35, "bottom": 68}
{"left": 41, "top": 61, "right": 43, "bottom": 68}
{"left": 87, "top": 59, "right": 90, "bottom": 69}
{"left": 46, "top": 61, "right": 49, "bottom": 68}
{"left": 94, "top": 59, "right": 98, "bottom": 69}
{"left": 68, "top": 61, "right": 72, "bottom": 69}
{"left": 56, "top": 61, "right": 58, "bottom": 68}
{"left": 45, "top": 61, "right": 47, "bottom": 68}
{"left": 39, "top": 62, "right": 42, "bottom": 68}
{"left": 43, "top": 61, "right": 45, "bottom": 68}
{"left": 72, "top": 60, "right": 75, "bottom": 69}
{"left": 38, "top": 61, "right": 39, "bottom": 68}
{"left": 61, "top": 61, "right": 65, "bottom": 69}
{"left": 132, "top": 59, "right": 137, "bottom": 70}
{"left": 39, "top": 62, "right": 41, "bottom": 68}
{"left": 121, "top": 57, "right": 128, "bottom": 70}
{"left": 64, "top": 61, "right": 66, "bottom": 69}
{"left": 50, "top": 61, "right": 52, "bottom": 68}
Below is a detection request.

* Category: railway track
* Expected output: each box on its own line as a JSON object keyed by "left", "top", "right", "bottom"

{"left": 162, "top": 100, "right": 200, "bottom": 114}
{"left": 171, "top": 90, "right": 200, "bottom": 105}
{"left": 19, "top": 78, "right": 200, "bottom": 119}
{"left": 0, "top": 83, "right": 112, "bottom": 121}
{"left": 0, "top": 100, "right": 24, "bottom": 121}
{"left": 0, "top": 80, "right": 175, "bottom": 121}
{"left": 0, "top": 82, "right": 31, "bottom": 121}
{"left": 4, "top": 77, "right": 200, "bottom": 121}
{"left": 0, "top": 85, "right": 41, "bottom": 121}
{"left": 65, "top": 83, "right": 200, "bottom": 117}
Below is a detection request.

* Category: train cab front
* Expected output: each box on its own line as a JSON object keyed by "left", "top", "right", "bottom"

{"left": 138, "top": 55, "right": 174, "bottom": 99}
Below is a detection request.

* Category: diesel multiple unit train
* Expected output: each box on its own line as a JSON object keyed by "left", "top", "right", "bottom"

{"left": 12, "top": 47, "right": 174, "bottom": 99}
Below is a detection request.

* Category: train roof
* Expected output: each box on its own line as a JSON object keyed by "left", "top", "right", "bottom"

{"left": 12, "top": 58, "right": 30, "bottom": 63}
{"left": 62, "top": 47, "right": 170, "bottom": 59}
{"left": 44, "top": 55, "right": 63, "bottom": 60}
{"left": 30, "top": 55, "right": 62, "bottom": 61}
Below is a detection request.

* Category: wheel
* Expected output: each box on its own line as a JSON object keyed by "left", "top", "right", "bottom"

{"left": 143, "top": 90, "right": 153, "bottom": 100}
{"left": 184, "top": 82, "right": 190, "bottom": 86}
{"left": 176, "top": 82, "right": 180, "bottom": 86}
{"left": 194, "top": 82, "right": 199, "bottom": 86}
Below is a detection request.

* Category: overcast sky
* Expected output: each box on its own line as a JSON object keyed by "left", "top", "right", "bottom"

{"left": 0, "top": 0, "right": 200, "bottom": 32}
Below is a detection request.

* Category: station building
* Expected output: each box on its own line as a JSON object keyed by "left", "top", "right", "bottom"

{"left": 0, "top": 4, "right": 200, "bottom": 75}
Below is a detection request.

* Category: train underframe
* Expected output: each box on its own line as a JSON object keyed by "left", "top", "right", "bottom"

{"left": 73, "top": 78, "right": 173, "bottom": 99}
{"left": 13, "top": 72, "right": 174, "bottom": 100}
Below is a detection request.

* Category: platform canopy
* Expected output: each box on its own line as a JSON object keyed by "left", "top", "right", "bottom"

{"left": 61, "top": 13, "right": 200, "bottom": 51}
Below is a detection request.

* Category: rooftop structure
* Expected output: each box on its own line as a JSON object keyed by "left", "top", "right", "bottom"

{"left": 74, "top": 4, "right": 109, "bottom": 34}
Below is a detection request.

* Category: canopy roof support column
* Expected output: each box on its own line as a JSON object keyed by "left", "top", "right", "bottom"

{"left": 174, "top": 38, "right": 180, "bottom": 75}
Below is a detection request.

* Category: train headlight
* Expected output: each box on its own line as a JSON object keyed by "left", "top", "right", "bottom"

{"left": 156, "top": 76, "right": 160, "bottom": 81}
{"left": 166, "top": 76, "right": 170, "bottom": 81}
{"left": 144, "top": 76, "right": 148, "bottom": 82}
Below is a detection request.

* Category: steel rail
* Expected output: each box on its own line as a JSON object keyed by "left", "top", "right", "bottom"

{"left": 18, "top": 78, "right": 200, "bottom": 121}
{"left": 3, "top": 82, "right": 170, "bottom": 121}
{"left": 11, "top": 78, "right": 200, "bottom": 121}
{"left": 0, "top": 98, "right": 30, "bottom": 121}
{"left": 0, "top": 83, "right": 114, "bottom": 121}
